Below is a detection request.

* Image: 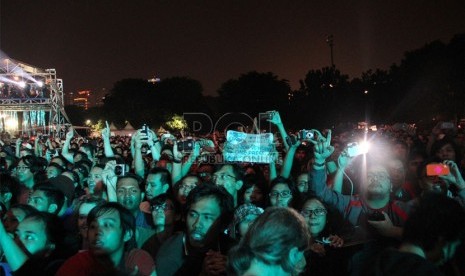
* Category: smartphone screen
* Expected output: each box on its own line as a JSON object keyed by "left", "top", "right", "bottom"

{"left": 426, "top": 164, "right": 450, "bottom": 176}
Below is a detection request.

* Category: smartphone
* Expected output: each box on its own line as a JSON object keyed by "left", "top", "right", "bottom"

{"left": 347, "top": 142, "right": 368, "bottom": 157}
{"left": 426, "top": 164, "right": 450, "bottom": 176}
{"left": 440, "top": 122, "right": 455, "bottom": 129}
{"left": 259, "top": 111, "right": 274, "bottom": 121}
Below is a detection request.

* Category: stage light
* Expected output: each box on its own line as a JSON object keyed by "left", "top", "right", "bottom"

{"left": 5, "top": 118, "right": 18, "bottom": 129}
{"left": 359, "top": 141, "right": 370, "bottom": 154}
{"left": 18, "top": 81, "right": 26, "bottom": 88}
{"left": 37, "top": 81, "right": 44, "bottom": 87}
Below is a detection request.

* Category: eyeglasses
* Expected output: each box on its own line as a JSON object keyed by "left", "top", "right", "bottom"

{"left": 301, "top": 208, "right": 327, "bottom": 217}
{"left": 269, "top": 190, "right": 292, "bottom": 198}
{"left": 151, "top": 203, "right": 173, "bottom": 212}
{"left": 16, "top": 166, "right": 30, "bottom": 171}
{"left": 212, "top": 173, "right": 236, "bottom": 181}
{"left": 179, "top": 184, "right": 196, "bottom": 192}
{"left": 297, "top": 181, "right": 308, "bottom": 188}
{"left": 367, "top": 173, "right": 389, "bottom": 181}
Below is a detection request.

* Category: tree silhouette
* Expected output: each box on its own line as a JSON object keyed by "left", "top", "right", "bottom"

{"left": 217, "top": 71, "right": 291, "bottom": 116}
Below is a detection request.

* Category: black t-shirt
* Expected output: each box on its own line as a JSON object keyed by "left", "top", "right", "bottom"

{"left": 362, "top": 249, "right": 443, "bottom": 276}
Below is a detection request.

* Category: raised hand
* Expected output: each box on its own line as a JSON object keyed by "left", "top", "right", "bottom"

{"left": 66, "top": 126, "right": 74, "bottom": 140}
{"left": 310, "top": 130, "right": 334, "bottom": 163}
{"left": 440, "top": 160, "right": 465, "bottom": 190}
{"left": 102, "top": 121, "right": 110, "bottom": 140}
{"left": 267, "top": 110, "right": 283, "bottom": 125}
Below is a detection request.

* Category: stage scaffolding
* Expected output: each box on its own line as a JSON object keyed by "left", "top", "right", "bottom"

{"left": 0, "top": 59, "right": 70, "bottom": 137}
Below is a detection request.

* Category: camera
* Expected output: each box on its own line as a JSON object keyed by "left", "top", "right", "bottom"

{"left": 298, "top": 129, "right": 314, "bottom": 141}
{"left": 426, "top": 163, "right": 450, "bottom": 176}
{"left": 114, "top": 164, "right": 126, "bottom": 176}
{"left": 367, "top": 211, "right": 385, "bottom": 221}
{"left": 285, "top": 135, "right": 298, "bottom": 146}
{"left": 177, "top": 139, "right": 194, "bottom": 152}
{"left": 259, "top": 111, "right": 274, "bottom": 121}
{"left": 141, "top": 124, "right": 149, "bottom": 141}
{"left": 347, "top": 142, "right": 369, "bottom": 157}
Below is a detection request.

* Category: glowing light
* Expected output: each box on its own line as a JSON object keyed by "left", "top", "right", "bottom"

{"left": 364, "top": 90, "right": 368, "bottom": 94}
{"left": 5, "top": 118, "right": 18, "bottom": 129}
{"left": 37, "top": 81, "right": 44, "bottom": 87}
{"left": 18, "top": 81, "right": 26, "bottom": 88}
{"left": 13, "top": 76, "right": 19, "bottom": 81}
{"left": 359, "top": 141, "right": 370, "bottom": 155}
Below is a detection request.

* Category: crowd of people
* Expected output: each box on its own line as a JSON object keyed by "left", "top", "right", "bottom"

{"left": 0, "top": 110, "right": 464, "bottom": 275}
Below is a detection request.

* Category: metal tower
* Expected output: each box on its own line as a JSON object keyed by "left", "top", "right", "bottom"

{"left": 0, "top": 58, "right": 70, "bottom": 137}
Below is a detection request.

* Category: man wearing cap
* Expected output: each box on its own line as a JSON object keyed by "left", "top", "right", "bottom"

{"left": 228, "top": 203, "right": 264, "bottom": 241}
{"left": 49, "top": 174, "right": 76, "bottom": 212}
{"left": 28, "top": 183, "right": 65, "bottom": 215}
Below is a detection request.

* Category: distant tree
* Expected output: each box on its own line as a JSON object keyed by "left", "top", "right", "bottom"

{"left": 153, "top": 76, "right": 209, "bottom": 115}
{"left": 357, "top": 69, "right": 392, "bottom": 123}
{"left": 103, "top": 78, "right": 156, "bottom": 128}
{"left": 297, "top": 67, "right": 349, "bottom": 127}
{"left": 388, "top": 34, "right": 465, "bottom": 122}
{"left": 217, "top": 71, "right": 291, "bottom": 117}
{"left": 102, "top": 77, "right": 210, "bottom": 129}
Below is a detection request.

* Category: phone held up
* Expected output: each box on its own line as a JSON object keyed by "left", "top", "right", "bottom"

{"left": 426, "top": 163, "right": 450, "bottom": 176}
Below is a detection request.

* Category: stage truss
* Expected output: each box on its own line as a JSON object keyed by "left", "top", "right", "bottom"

{"left": 0, "top": 59, "right": 70, "bottom": 137}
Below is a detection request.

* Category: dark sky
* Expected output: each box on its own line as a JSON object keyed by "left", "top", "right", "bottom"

{"left": 1, "top": 0, "right": 463, "bottom": 96}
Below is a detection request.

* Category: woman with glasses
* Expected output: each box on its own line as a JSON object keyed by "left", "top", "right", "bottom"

{"left": 14, "top": 156, "right": 47, "bottom": 204}
{"left": 301, "top": 197, "right": 346, "bottom": 275}
{"left": 268, "top": 176, "right": 298, "bottom": 208}
{"left": 142, "top": 193, "right": 181, "bottom": 260}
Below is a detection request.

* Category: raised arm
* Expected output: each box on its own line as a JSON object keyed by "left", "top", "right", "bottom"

{"left": 34, "top": 135, "right": 42, "bottom": 157}
{"left": 15, "top": 138, "right": 22, "bottom": 158}
{"left": 133, "top": 130, "right": 146, "bottom": 178}
{"left": 147, "top": 129, "right": 161, "bottom": 162}
{"left": 181, "top": 142, "right": 201, "bottom": 178}
{"left": 61, "top": 127, "right": 75, "bottom": 164}
{"left": 440, "top": 160, "right": 465, "bottom": 206}
{"left": 332, "top": 149, "right": 353, "bottom": 193}
{"left": 267, "top": 111, "right": 290, "bottom": 151}
{"left": 102, "top": 160, "right": 118, "bottom": 202}
{"left": 102, "top": 121, "right": 114, "bottom": 158}
{"left": 0, "top": 217, "right": 28, "bottom": 271}
{"left": 268, "top": 147, "right": 278, "bottom": 181}
{"left": 309, "top": 130, "right": 351, "bottom": 212}
{"left": 279, "top": 138, "right": 301, "bottom": 178}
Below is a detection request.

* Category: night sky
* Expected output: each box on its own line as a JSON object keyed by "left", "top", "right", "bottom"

{"left": 1, "top": 0, "right": 463, "bottom": 97}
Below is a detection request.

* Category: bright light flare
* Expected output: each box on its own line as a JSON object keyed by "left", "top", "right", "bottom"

{"left": 359, "top": 141, "right": 370, "bottom": 155}
{"left": 37, "top": 81, "right": 44, "bottom": 87}
{"left": 5, "top": 118, "right": 18, "bottom": 129}
{"left": 18, "top": 81, "right": 26, "bottom": 88}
